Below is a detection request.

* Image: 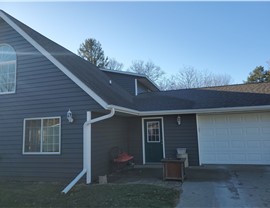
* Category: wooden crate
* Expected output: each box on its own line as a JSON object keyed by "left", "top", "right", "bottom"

{"left": 161, "top": 158, "right": 185, "bottom": 182}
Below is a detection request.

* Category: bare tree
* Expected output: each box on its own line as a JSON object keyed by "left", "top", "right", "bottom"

{"left": 174, "top": 67, "right": 201, "bottom": 89}
{"left": 160, "top": 66, "right": 232, "bottom": 90}
{"left": 128, "top": 60, "right": 165, "bottom": 82}
{"left": 106, "top": 58, "right": 124, "bottom": 71}
{"left": 157, "top": 76, "right": 177, "bottom": 91}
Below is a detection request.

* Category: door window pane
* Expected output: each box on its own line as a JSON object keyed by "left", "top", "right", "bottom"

{"left": 147, "top": 121, "right": 160, "bottom": 142}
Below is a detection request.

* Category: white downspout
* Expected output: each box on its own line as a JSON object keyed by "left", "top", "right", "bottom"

{"left": 62, "top": 108, "right": 115, "bottom": 194}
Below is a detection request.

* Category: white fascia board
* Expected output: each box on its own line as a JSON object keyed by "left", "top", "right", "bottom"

{"left": 0, "top": 11, "right": 108, "bottom": 109}
{"left": 101, "top": 68, "right": 147, "bottom": 78}
{"left": 109, "top": 104, "right": 270, "bottom": 116}
{"left": 140, "top": 105, "right": 270, "bottom": 116}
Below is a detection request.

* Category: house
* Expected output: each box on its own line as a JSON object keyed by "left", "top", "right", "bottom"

{"left": 1, "top": 10, "right": 270, "bottom": 189}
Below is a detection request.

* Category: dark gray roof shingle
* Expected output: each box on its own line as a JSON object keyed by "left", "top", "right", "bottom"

{"left": 134, "top": 83, "right": 270, "bottom": 111}
{"left": 3, "top": 10, "right": 270, "bottom": 113}
{"left": 1, "top": 10, "right": 134, "bottom": 109}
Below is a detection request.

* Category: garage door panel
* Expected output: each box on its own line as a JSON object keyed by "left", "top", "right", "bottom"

{"left": 261, "top": 114, "right": 270, "bottom": 122}
{"left": 262, "top": 154, "right": 270, "bottom": 162}
{"left": 247, "top": 154, "right": 262, "bottom": 161}
{"left": 246, "top": 141, "right": 261, "bottom": 149}
{"left": 215, "top": 141, "right": 230, "bottom": 149}
{"left": 245, "top": 127, "right": 260, "bottom": 135}
{"left": 216, "top": 128, "right": 229, "bottom": 136}
{"left": 262, "top": 127, "right": 270, "bottom": 134}
{"left": 200, "top": 128, "right": 215, "bottom": 137}
{"left": 198, "top": 112, "right": 270, "bottom": 165}
{"left": 228, "top": 114, "right": 242, "bottom": 123}
{"left": 262, "top": 141, "right": 270, "bottom": 149}
{"left": 217, "top": 154, "right": 230, "bottom": 162}
{"left": 231, "top": 141, "right": 245, "bottom": 148}
{"left": 200, "top": 141, "right": 215, "bottom": 151}
{"left": 230, "top": 128, "right": 243, "bottom": 136}
{"left": 231, "top": 153, "right": 246, "bottom": 162}
{"left": 243, "top": 114, "right": 259, "bottom": 122}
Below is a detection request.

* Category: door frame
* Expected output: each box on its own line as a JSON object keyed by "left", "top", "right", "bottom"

{"left": 142, "top": 117, "right": 165, "bottom": 164}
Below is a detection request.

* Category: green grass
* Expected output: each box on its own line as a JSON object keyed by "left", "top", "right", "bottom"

{"left": 0, "top": 181, "right": 179, "bottom": 208}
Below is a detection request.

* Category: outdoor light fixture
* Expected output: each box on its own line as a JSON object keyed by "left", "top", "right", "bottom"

{"left": 67, "top": 109, "right": 74, "bottom": 123}
{"left": 177, "top": 115, "right": 181, "bottom": 125}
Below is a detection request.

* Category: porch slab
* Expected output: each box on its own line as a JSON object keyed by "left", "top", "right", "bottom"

{"left": 108, "top": 167, "right": 182, "bottom": 190}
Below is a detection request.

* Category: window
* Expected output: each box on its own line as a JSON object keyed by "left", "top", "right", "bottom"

{"left": 0, "top": 44, "right": 16, "bottom": 94}
{"left": 147, "top": 121, "right": 160, "bottom": 142}
{"left": 23, "top": 117, "right": 61, "bottom": 154}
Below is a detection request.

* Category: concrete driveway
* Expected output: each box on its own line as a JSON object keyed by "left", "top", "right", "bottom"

{"left": 177, "top": 165, "right": 270, "bottom": 208}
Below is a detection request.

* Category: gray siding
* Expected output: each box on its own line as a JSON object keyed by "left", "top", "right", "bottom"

{"left": 104, "top": 72, "right": 136, "bottom": 95}
{"left": 128, "top": 117, "right": 143, "bottom": 164}
{"left": 92, "top": 114, "right": 129, "bottom": 180}
{"left": 127, "top": 115, "right": 199, "bottom": 166}
{"left": 0, "top": 18, "right": 102, "bottom": 181}
{"left": 163, "top": 114, "right": 199, "bottom": 166}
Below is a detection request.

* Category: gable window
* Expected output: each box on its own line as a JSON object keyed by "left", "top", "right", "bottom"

{"left": 0, "top": 44, "right": 16, "bottom": 94}
{"left": 23, "top": 117, "right": 61, "bottom": 154}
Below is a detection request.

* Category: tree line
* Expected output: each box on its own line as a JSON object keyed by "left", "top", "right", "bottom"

{"left": 78, "top": 38, "right": 269, "bottom": 90}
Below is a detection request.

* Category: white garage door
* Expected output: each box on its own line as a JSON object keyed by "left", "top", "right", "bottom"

{"left": 198, "top": 112, "right": 270, "bottom": 165}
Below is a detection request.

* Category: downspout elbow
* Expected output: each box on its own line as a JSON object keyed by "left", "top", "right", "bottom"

{"left": 84, "top": 108, "right": 115, "bottom": 126}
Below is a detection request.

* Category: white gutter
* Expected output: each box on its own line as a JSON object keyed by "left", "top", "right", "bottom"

{"left": 62, "top": 108, "right": 115, "bottom": 194}
{"left": 108, "top": 104, "right": 270, "bottom": 116}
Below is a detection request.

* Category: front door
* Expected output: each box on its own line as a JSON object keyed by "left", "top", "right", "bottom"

{"left": 144, "top": 118, "right": 164, "bottom": 163}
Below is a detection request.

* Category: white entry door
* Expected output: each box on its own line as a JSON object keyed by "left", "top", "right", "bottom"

{"left": 197, "top": 112, "right": 270, "bottom": 165}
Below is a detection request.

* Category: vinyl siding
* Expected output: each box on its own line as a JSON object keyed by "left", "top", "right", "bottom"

{"left": 91, "top": 114, "right": 129, "bottom": 180}
{"left": 104, "top": 72, "right": 136, "bottom": 95}
{"left": 127, "top": 115, "right": 199, "bottom": 166}
{"left": 0, "top": 18, "right": 103, "bottom": 181}
{"left": 128, "top": 117, "right": 143, "bottom": 164}
{"left": 163, "top": 114, "right": 199, "bottom": 166}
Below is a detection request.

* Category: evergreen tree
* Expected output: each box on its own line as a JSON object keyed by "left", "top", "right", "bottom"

{"left": 78, "top": 38, "right": 108, "bottom": 68}
{"left": 246, "top": 66, "right": 270, "bottom": 83}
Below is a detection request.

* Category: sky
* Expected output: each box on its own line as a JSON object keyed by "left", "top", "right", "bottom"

{"left": 1, "top": 1, "right": 270, "bottom": 84}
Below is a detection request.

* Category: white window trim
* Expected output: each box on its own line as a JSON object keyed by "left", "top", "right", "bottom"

{"left": 142, "top": 117, "right": 165, "bottom": 164}
{"left": 22, "top": 116, "right": 61, "bottom": 155}
{"left": 0, "top": 44, "right": 17, "bottom": 95}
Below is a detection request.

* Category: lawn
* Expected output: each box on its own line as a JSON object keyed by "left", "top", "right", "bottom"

{"left": 0, "top": 181, "right": 179, "bottom": 208}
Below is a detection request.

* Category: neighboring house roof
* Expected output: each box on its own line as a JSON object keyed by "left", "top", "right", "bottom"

{"left": 134, "top": 82, "right": 270, "bottom": 112}
{"left": 0, "top": 10, "right": 134, "bottom": 109}
{"left": 202, "top": 82, "right": 270, "bottom": 94}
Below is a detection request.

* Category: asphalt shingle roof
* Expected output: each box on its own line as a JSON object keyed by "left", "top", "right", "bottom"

{"left": 1, "top": 10, "right": 134, "bottom": 109}
{"left": 2, "top": 10, "right": 270, "bottom": 113}
{"left": 134, "top": 83, "right": 270, "bottom": 111}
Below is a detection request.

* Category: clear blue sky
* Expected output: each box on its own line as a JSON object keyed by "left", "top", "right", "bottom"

{"left": 1, "top": 2, "right": 270, "bottom": 84}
